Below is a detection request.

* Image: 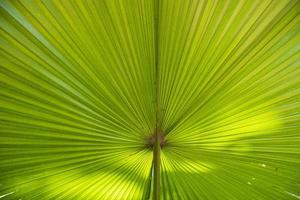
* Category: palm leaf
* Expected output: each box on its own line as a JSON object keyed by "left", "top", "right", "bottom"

{"left": 0, "top": 0, "right": 299, "bottom": 199}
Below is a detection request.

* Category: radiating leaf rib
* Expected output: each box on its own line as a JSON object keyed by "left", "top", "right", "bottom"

{"left": 158, "top": 0, "right": 300, "bottom": 199}
{"left": 1, "top": 0, "right": 156, "bottom": 199}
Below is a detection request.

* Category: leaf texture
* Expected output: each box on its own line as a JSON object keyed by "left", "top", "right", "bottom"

{"left": 0, "top": 0, "right": 300, "bottom": 199}
{"left": 158, "top": 0, "right": 300, "bottom": 199}
{"left": 1, "top": 0, "right": 155, "bottom": 199}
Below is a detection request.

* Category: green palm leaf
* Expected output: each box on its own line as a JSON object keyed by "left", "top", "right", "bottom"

{"left": 0, "top": 0, "right": 299, "bottom": 199}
